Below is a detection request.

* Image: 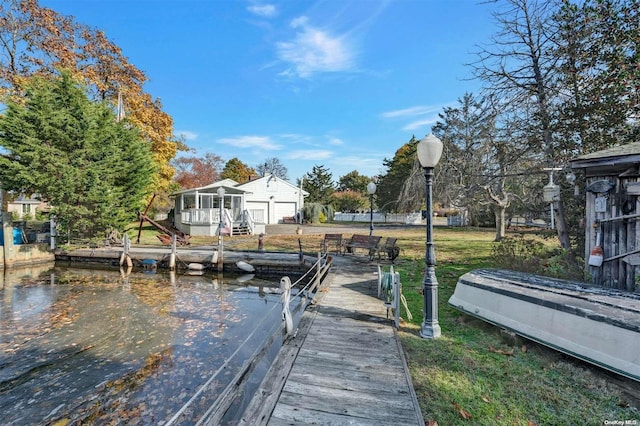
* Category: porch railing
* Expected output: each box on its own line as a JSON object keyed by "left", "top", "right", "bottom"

{"left": 181, "top": 208, "right": 220, "bottom": 226}
{"left": 180, "top": 208, "right": 257, "bottom": 235}
{"left": 241, "top": 210, "right": 255, "bottom": 235}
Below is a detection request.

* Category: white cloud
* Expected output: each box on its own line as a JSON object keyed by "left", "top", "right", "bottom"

{"left": 290, "top": 16, "right": 309, "bottom": 28}
{"left": 381, "top": 104, "right": 449, "bottom": 133}
{"left": 284, "top": 149, "right": 333, "bottom": 160}
{"left": 176, "top": 130, "right": 198, "bottom": 140}
{"left": 327, "top": 137, "right": 344, "bottom": 146}
{"left": 276, "top": 17, "right": 355, "bottom": 78}
{"left": 380, "top": 105, "right": 441, "bottom": 119}
{"left": 403, "top": 118, "right": 439, "bottom": 131}
{"left": 247, "top": 4, "right": 277, "bottom": 18}
{"left": 218, "top": 135, "right": 283, "bottom": 150}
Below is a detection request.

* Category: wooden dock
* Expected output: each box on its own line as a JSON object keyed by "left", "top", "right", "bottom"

{"left": 240, "top": 257, "right": 424, "bottom": 426}
{"left": 55, "top": 246, "right": 316, "bottom": 274}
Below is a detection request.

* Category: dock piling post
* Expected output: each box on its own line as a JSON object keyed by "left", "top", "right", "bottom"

{"left": 120, "top": 234, "right": 132, "bottom": 267}
{"left": 169, "top": 234, "right": 177, "bottom": 270}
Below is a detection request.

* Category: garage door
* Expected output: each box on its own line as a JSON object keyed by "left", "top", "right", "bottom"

{"left": 274, "top": 202, "right": 296, "bottom": 223}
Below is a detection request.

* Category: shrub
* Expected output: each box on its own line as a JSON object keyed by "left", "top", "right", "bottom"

{"left": 492, "top": 235, "right": 587, "bottom": 281}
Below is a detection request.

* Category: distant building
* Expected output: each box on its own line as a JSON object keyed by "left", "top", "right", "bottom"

{"left": 5, "top": 193, "right": 47, "bottom": 220}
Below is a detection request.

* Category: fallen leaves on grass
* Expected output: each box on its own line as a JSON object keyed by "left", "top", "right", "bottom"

{"left": 452, "top": 401, "right": 472, "bottom": 420}
{"left": 488, "top": 345, "right": 514, "bottom": 356}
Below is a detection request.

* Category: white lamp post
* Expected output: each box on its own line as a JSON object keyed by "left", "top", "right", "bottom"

{"left": 417, "top": 134, "right": 443, "bottom": 339}
{"left": 367, "top": 181, "right": 377, "bottom": 236}
{"left": 217, "top": 186, "right": 225, "bottom": 271}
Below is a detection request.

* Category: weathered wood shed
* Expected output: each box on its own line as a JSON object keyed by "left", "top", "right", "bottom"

{"left": 571, "top": 142, "right": 640, "bottom": 291}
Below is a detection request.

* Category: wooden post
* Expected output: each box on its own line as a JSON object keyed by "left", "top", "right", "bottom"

{"left": 169, "top": 234, "right": 177, "bottom": 270}
{"left": 49, "top": 216, "right": 57, "bottom": 251}
{"left": 2, "top": 212, "right": 13, "bottom": 267}
{"left": 281, "top": 276, "right": 293, "bottom": 335}
{"left": 315, "top": 251, "right": 321, "bottom": 290}
{"left": 120, "top": 234, "right": 132, "bottom": 267}
{"left": 217, "top": 234, "right": 224, "bottom": 271}
{"left": 393, "top": 271, "right": 400, "bottom": 329}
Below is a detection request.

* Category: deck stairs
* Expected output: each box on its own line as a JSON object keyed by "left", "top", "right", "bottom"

{"left": 232, "top": 224, "right": 252, "bottom": 236}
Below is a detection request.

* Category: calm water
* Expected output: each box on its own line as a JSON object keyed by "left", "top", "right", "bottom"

{"left": 0, "top": 263, "right": 303, "bottom": 425}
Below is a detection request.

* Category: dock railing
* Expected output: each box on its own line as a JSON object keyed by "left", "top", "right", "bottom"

{"left": 167, "top": 252, "right": 332, "bottom": 425}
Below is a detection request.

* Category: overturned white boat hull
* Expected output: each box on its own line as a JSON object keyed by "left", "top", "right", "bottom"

{"left": 449, "top": 268, "right": 640, "bottom": 382}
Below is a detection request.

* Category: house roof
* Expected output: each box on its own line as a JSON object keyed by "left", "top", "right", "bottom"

{"left": 570, "top": 142, "right": 640, "bottom": 170}
{"left": 236, "top": 174, "right": 309, "bottom": 196}
{"left": 171, "top": 174, "right": 309, "bottom": 196}
{"left": 9, "top": 194, "right": 42, "bottom": 204}
{"left": 170, "top": 178, "right": 246, "bottom": 196}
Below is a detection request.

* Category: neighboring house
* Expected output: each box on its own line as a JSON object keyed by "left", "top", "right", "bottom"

{"left": 571, "top": 142, "right": 640, "bottom": 291}
{"left": 6, "top": 194, "right": 47, "bottom": 220}
{"left": 171, "top": 174, "right": 308, "bottom": 237}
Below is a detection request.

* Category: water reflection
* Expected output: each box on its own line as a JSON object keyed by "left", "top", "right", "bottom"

{"left": 0, "top": 265, "right": 299, "bottom": 425}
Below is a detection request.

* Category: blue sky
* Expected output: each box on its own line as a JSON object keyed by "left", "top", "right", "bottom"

{"left": 41, "top": 0, "right": 496, "bottom": 183}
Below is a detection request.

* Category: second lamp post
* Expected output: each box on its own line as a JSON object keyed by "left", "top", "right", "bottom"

{"left": 367, "top": 181, "right": 377, "bottom": 236}
{"left": 417, "top": 134, "right": 443, "bottom": 339}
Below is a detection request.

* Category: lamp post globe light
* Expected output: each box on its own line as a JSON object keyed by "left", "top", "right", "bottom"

{"left": 217, "top": 186, "right": 225, "bottom": 270}
{"left": 367, "top": 181, "right": 377, "bottom": 236}
{"left": 417, "top": 134, "right": 443, "bottom": 339}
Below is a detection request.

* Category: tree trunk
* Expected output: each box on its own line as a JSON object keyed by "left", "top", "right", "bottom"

{"left": 554, "top": 198, "right": 571, "bottom": 249}
{"left": 494, "top": 205, "right": 507, "bottom": 242}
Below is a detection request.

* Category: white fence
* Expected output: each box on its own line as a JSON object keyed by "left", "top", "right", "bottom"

{"left": 333, "top": 212, "right": 422, "bottom": 225}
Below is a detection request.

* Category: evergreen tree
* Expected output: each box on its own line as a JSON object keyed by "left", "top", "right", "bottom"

{"left": 302, "top": 165, "right": 335, "bottom": 204}
{"left": 375, "top": 136, "right": 418, "bottom": 213}
{"left": 337, "top": 170, "right": 372, "bottom": 194}
{"left": 0, "top": 71, "right": 155, "bottom": 238}
{"left": 221, "top": 157, "right": 256, "bottom": 183}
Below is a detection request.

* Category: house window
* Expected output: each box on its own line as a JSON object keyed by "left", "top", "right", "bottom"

{"left": 22, "top": 204, "right": 31, "bottom": 215}
{"left": 183, "top": 195, "right": 196, "bottom": 210}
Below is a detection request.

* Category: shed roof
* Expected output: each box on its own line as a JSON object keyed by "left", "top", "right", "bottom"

{"left": 570, "top": 142, "right": 640, "bottom": 170}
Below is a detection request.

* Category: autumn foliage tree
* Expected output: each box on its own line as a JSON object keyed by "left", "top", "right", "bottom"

{"left": 172, "top": 153, "right": 224, "bottom": 189}
{"left": 0, "top": 0, "right": 183, "bottom": 204}
{"left": 331, "top": 190, "right": 367, "bottom": 212}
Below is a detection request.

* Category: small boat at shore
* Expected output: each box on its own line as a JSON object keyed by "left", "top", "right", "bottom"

{"left": 448, "top": 268, "right": 640, "bottom": 382}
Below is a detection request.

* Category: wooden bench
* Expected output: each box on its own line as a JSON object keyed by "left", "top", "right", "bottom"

{"left": 282, "top": 216, "right": 297, "bottom": 224}
{"left": 321, "top": 233, "right": 343, "bottom": 254}
{"left": 378, "top": 237, "right": 400, "bottom": 262}
{"left": 344, "top": 234, "right": 382, "bottom": 260}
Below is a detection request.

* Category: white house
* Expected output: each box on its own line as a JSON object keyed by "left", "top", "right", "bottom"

{"left": 171, "top": 175, "right": 308, "bottom": 237}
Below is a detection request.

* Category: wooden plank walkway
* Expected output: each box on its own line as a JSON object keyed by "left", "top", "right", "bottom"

{"left": 240, "top": 257, "right": 424, "bottom": 426}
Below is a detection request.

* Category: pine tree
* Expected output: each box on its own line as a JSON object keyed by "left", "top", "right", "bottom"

{"left": 302, "top": 165, "right": 335, "bottom": 205}
{"left": 0, "top": 71, "right": 155, "bottom": 238}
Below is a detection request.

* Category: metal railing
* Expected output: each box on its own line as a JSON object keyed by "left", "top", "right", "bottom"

{"left": 167, "top": 253, "right": 332, "bottom": 425}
